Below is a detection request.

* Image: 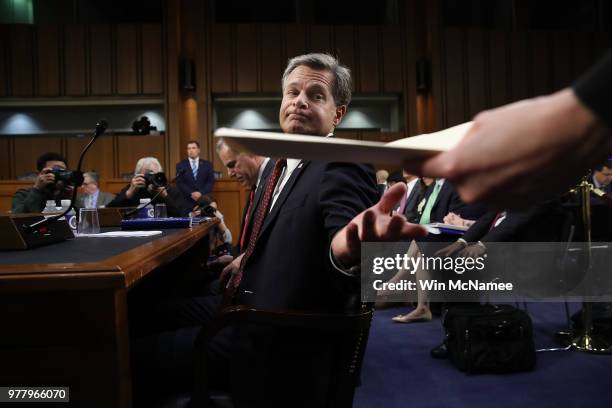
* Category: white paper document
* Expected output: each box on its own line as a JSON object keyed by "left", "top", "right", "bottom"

{"left": 77, "top": 231, "right": 163, "bottom": 238}
{"left": 214, "top": 122, "right": 472, "bottom": 166}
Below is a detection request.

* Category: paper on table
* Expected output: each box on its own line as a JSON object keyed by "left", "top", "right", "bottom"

{"left": 214, "top": 122, "right": 472, "bottom": 166}
{"left": 77, "top": 231, "right": 163, "bottom": 237}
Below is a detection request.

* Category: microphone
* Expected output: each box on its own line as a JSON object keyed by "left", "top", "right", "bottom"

{"left": 24, "top": 120, "right": 108, "bottom": 233}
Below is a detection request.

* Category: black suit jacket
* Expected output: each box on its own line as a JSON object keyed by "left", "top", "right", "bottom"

{"left": 237, "top": 160, "right": 378, "bottom": 312}
{"left": 175, "top": 158, "right": 215, "bottom": 205}
{"left": 224, "top": 160, "right": 378, "bottom": 405}
{"left": 235, "top": 159, "right": 275, "bottom": 254}
{"left": 463, "top": 202, "right": 565, "bottom": 243}
{"left": 417, "top": 180, "right": 465, "bottom": 224}
{"left": 404, "top": 180, "right": 424, "bottom": 222}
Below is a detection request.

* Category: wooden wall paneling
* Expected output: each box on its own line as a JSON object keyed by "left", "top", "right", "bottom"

{"left": 488, "top": 30, "right": 509, "bottom": 108}
{"left": 285, "top": 24, "right": 307, "bottom": 60}
{"left": 381, "top": 27, "right": 403, "bottom": 93}
{"left": 530, "top": 31, "right": 551, "bottom": 97}
{"left": 309, "top": 25, "right": 332, "bottom": 54}
{"left": 357, "top": 25, "right": 380, "bottom": 93}
{"left": 0, "top": 137, "right": 11, "bottom": 180}
{"left": 210, "top": 180, "right": 246, "bottom": 245}
{"left": 12, "top": 136, "right": 63, "bottom": 178}
{"left": 89, "top": 24, "right": 113, "bottom": 95}
{"left": 210, "top": 24, "right": 232, "bottom": 93}
{"left": 36, "top": 25, "right": 60, "bottom": 96}
{"left": 65, "top": 135, "right": 115, "bottom": 182}
{"left": 0, "top": 26, "right": 8, "bottom": 96}
{"left": 465, "top": 28, "right": 487, "bottom": 118}
{"left": 235, "top": 25, "right": 257, "bottom": 93}
{"left": 165, "top": 0, "right": 181, "bottom": 180}
{"left": 115, "top": 25, "right": 139, "bottom": 95}
{"left": 260, "top": 24, "right": 283, "bottom": 93}
{"left": 141, "top": 24, "right": 163, "bottom": 94}
{"left": 443, "top": 28, "right": 466, "bottom": 126}
{"left": 551, "top": 31, "right": 571, "bottom": 92}
{"left": 335, "top": 131, "right": 360, "bottom": 140}
{"left": 571, "top": 31, "right": 593, "bottom": 78}
{"left": 64, "top": 25, "right": 87, "bottom": 96}
{"left": 361, "top": 131, "right": 401, "bottom": 143}
{"left": 10, "top": 25, "right": 34, "bottom": 96}
{"left": 116, "top": 135, "right": 165, "bottom": 178}
{"left": 508, "top": 31, "right": 529, "bottom": 102}
{"left": 333, "top": 25, "right": 356, "bottom": 85}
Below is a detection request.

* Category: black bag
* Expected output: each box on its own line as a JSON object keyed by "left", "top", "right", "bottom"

{"left": 443, "top": 304, "right": 536, "bottom": 374}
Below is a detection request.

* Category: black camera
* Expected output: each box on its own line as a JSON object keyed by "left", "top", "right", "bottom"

{"left": 132, "top": 116, "right": 158, "bottom": 135}
{"left": 50, "top": 167, "right": 84, "bottom": 186}
{"left": 143, "top": 172, "right": 168, "bottom": 188}
{"left": 201, "top": 205, "right": 217, "bottom": 217}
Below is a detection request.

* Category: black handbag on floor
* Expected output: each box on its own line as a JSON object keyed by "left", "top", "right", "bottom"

{"left": 443, "top": 304, "right": 536, "bottom": 374}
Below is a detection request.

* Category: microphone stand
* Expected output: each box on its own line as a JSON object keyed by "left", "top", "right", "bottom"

{"left": 23, "top": 120, "right": 108, "bottom": 233}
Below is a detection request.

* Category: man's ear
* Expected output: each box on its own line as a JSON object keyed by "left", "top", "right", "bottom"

{"left": 333, "top": 105, "right": 347, "bottom": 127}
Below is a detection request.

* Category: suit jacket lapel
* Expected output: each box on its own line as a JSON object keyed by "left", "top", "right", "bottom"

{"left": 258, "top": 160, "right": 310, "bottom": 240}
{"left": 249, "top": 159, "right": 275, "bottom": 221}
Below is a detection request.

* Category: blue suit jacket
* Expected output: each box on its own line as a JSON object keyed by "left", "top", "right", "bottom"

{"left": 175, "top": 158, "right": 215, "bottom": 204}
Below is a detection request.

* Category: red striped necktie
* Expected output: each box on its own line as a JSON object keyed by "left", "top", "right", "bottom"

{"left": 230, "top": 158, "right": 287, "bottom": 290}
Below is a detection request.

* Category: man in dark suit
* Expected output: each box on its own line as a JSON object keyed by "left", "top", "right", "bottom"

{"left": 175, "top": 140, "right": 215, "bottom": 206}
{"left": 198, "top": 53, "right": 427, "bottom": 406}
{"left": 415, "top": 178, "right": 465, "bottom": 225}
{"left": 215, "top": 140, "right": 274, "bottom": 254}
{"left": 131, "top": 54, "right": 426, "bottom": 407}
{"left": 590, "top": 159, "right": 612, "bottom": 205}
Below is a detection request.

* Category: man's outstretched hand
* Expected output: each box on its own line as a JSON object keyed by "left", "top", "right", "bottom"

{"left": 331, "top": 182, "right": 427, "bottom": 267}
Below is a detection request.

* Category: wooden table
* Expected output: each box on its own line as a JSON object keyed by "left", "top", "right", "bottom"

{"left": 0, "top": 220, "right": 217, "bottom": 407}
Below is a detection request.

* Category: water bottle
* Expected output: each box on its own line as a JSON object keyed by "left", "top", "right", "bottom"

{"left": 138, "top": 198, "right": 154, "bottom": 218}
{"left": 42, "top": 200, "right": 57, "bottom": 214}
{"left": 60, "top": 199, "right": 77, "bottom": 230}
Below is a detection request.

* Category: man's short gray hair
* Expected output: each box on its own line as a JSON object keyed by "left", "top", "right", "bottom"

{"left": 282, "top": 53, "right": 352, "bottom": 106}
{"left": 135, "top": 157, "right": 163, "bottom": 174}
{"left": 83, "top": 171, "right": 99, "bottom": 186}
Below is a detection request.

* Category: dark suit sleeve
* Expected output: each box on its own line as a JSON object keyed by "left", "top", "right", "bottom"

{"left": 319, "top": 162, "right": 378, "bottom": 240}
{"left": 198, "top": 161, "right": 215, "bottom": 195}
{"left": 461, "top": 211, "right": 497, "bottom": 242}
{"left": 573, "top": 50, "right": 612, "bottom": 128}
{"left": 482, "top": 206, "right": 546, "bottom": 243}
{"left": 163, "top": 186, "right": 193, "bottom": 217}
{"left": 106, "top": 185, "right": 137, "bottom": 208}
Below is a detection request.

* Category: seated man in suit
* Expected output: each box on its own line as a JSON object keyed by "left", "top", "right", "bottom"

{"left": 11, "top": 152, "right": 73, "bottom": 213}
{"left": 107, "top": 157, "right": 192, "bottom": 217}
{"left": 175, "top": 140, "right": 215, "bottom": 206}
{"left": 591, "top": 159, "right": 612, "bottom": 205}
{"left": 215, "top": 140, "right": 273, "bottom": 255}
{"left": 132, "top": 53, "right": 426, "bottom": 407}
{"left": 77, "top": 171, "right": 115, "bottom": 208}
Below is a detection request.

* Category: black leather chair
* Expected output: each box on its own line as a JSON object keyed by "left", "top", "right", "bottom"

{"left": 190, "top": 302, "right": 375, "bottom": 407}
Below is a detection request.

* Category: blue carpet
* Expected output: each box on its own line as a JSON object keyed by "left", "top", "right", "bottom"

{"left": 354, "top": 303, "right": 612, "bottom": 408}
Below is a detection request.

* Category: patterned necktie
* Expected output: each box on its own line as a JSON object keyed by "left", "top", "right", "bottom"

{"left": 419, "top": 182, "right": 442, "bottom": 224}
{"left": 191, "top": 160, "right": 198, "bottom": 179}
{"left": 239, "top": 187, "right": 256, "bottom": 251}
{"left": 230, "top": 158, "right": 287, "bottom": 290}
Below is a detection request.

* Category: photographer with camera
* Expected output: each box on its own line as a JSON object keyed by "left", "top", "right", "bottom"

{"left": 11, "top": 152, "right": 75, "bottom": 214}
{"left": 107, "top": 157, "right": 192, "bottom": 217}
{"left": 192, "top": 194, "right": 233, "bottom": 258}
